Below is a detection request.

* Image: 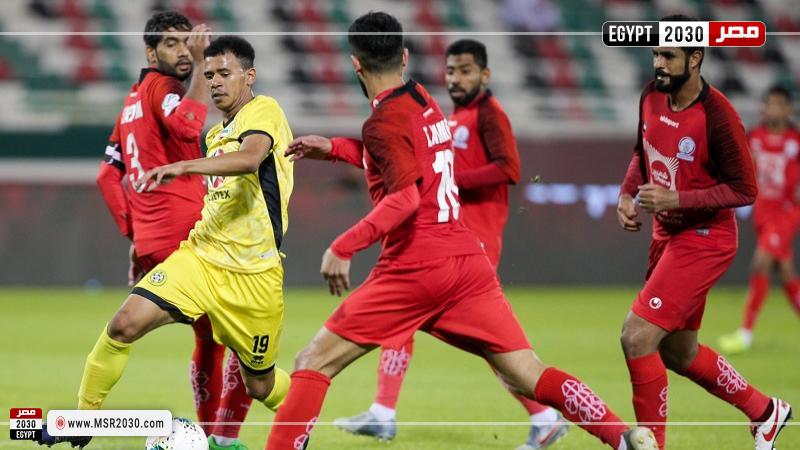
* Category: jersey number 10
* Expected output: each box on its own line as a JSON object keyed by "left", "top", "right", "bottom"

{"left": 432, "top": 149, "right": 460, "bottom": 222}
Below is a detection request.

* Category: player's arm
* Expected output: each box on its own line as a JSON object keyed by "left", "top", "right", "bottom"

{"left": 286, "top": 135, "right": 365, "bottom": 168}
{"left": 321, "top": 115, "right": 421, "bottom": 296}
{"left": 96, "top": 114, "right": 133, "bottom": 239}
{"left": 136, "top": 133, "right": 272, "bottom": 192}
{"left": 617, "top": 91, "right": 647, "bottom": 231}
{"left": 152, "top": 25, "right": 211, "bottom": 142}
{"left": 456, "top": 102, "right": 521, "bottom": 189}
{"left": 666, "top": 97, "right": 757, "bottom": 211}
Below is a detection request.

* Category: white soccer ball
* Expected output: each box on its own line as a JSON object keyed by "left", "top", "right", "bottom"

{"left": 145, "top": 417, "right": 208, "bottom": 450}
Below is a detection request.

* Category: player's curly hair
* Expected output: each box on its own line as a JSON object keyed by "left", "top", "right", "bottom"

{"left": 204, "top": 36, "right": 255, "bottom": 70}
{"left": 348, "top": 11, "right": 404, "bottom": 73}
{"left": 143, "top": 10, "right": 192, "bottom": 48}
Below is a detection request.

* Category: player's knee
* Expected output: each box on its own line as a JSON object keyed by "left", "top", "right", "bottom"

{"left": 293, "top": 345, "right": 322, "bottom": 372}
{"left": 659, "top": 344, "right": 697, "bottom": 372}
{"left": 620, "top": 324, "right": 656, "bottom": 358}
{"left": 106, "top": 312, "right": 142, "bottom": 343}
{"left": 243, "top": 379, "right": 272, "bottom": 401}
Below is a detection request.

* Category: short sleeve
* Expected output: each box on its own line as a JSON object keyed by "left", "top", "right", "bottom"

{"left": 237, "top": 98, "right": 290, "bottom": 153}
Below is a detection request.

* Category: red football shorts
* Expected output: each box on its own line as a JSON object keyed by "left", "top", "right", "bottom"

{"left": 632, "top": 227, "right": 737, "bottom": 332}
{"left": 138, "top": 245, "right": 178, "bottom": 272}
{"left": 754, "top": 205, "right": 800, "bottom": 261}
{"left": 325, "top": 254, "right": 531, "bottom": 355}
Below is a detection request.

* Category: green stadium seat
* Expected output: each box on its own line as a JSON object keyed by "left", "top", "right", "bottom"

{"left": 329, "top": 0, "right": 351, "bottom": 26}
{"left": 444, "top": 0, "right": 470, "bottom": 28}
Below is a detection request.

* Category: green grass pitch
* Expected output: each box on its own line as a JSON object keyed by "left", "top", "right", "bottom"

{"left": 1, "top": 286, "right": 797, "bottom": 449}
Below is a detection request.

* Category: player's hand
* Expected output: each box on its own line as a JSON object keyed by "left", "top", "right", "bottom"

{"left": 285, "top": 135, "right": 332, "bottom": 162}
{"left": 637, "top": 183, "right": 679, "bottom": 214}
{"left": 321, "top": 247, "right": 351, "bottom": 297}
{"left": 617, "top": 194, "right": 642, "bottom": 232}
{"left": 135, "top": 162, "right": 187, "bottom": 192}
{"left": 187, "top": 24, "right": 212, "bottom": 62}
{"left": 128, "top": 244, "right": 145, "bottom": 286}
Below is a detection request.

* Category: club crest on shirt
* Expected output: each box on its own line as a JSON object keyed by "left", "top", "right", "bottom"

{"left": 453, "top": 125, "right": 470, "bottom": 150}
{"left": 677, "top": 137, "right": 696, "bottom": 162}
{"left": 148, "top": 269, "right": 167, "bottom": 286}
{"left": 786, "top": 139, "right": 799, "bottom": 158}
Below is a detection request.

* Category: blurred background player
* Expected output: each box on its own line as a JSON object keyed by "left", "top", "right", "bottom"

{"left": 38, "top": 35, "right": 294, "bottom": 450}
{"left": 719, "top": 86, "right": 800, "bottom": 355}
{"left": 268, "top": 11, "right": 657, "bottom": 450}
{"left": 330, "top": 38, "right": 569, "bottom": 450}
{"left": 94, "top": 11, "right": 253, "bottom": 450}
{"left": 617, "top": 14, "right": 792, "bottom": 450}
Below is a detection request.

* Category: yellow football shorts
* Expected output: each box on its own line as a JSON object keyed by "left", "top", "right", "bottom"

{"left": 132, "top": 244, "right": 284, "bottom": 375}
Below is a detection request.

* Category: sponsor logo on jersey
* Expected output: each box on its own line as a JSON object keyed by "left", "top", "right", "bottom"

{"left": 208, "top": 149, "right": 226, "bottom": 188}
{"left": 659, "top": 115, "right": 679, "bottom": 128}
{"left": 677, "top": 136, "right": 696, "bottom": 161}
{"left": 453, "top": 125, "right": 470, "bottom": 150}
{"left": 161, "top": 93, "right": 181, "bottom": 117}
{"left": 148, "top": 270, "right": 167, "bottom": 286}
{"left": 219, "top": 120, "right": 236, "bottom": 139}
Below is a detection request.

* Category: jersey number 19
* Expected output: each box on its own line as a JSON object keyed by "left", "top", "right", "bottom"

{"left": 433, "top": 149, "right": 460, "bottom": 222}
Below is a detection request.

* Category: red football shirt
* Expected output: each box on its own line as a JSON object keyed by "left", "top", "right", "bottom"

{"left": 621, "top": 80, "right": 757, "bottom": 239}
{"left": 360, "top": 80, "right": 484, "bottom": 262}
{"left": 748, "top": 125, "right": 800, "bottom": 211}
{"left": 101, "top": 68, "right": 207, "bottom": 255}
{"left": 449, "top": 90, "right": 520, "bottom": 266}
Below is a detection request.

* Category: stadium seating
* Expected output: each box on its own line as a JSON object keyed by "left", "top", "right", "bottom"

{"left": 0, "top": 0, "right": 796, "bottom": 139}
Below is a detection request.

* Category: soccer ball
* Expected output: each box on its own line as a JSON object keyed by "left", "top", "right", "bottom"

{"left": 145, "top": 417, "right": 208, "bottom": 450}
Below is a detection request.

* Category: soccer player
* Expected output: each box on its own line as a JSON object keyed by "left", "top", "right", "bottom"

{"left": 719, "top": 86, "right": 800, "bottom": 354}
{"left": 266, "top": 11, "right": 657, "bottom": 450}
{"left": 38, "top": 35, "right": 294, "bottom": 449}
{"left": 94, "top": 11, "right": 253, "bottom": 450}
{"left": 330, "top": 39, "right": 568, "bottom": 450}
{"left": 617, "top": 15, "right": 792, "bottom": 450}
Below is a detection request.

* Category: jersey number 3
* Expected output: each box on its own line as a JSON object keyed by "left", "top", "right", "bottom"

{"left": 126, "top": 133, "right": 145, "bottom": 186}
{"left": 432, "top": 149, "right": 460, "bottom": 222}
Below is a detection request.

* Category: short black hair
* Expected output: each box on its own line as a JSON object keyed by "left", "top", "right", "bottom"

{"left": 143, "top": 10, "right": 191, "bottom": 48}
{"left": 765, "top": 85, "right": 793, "bottom": 102}
{"left": 446, "top": 39, "right": 488, "bottom": 69}
{"left": 348, "top": 11, "right": 404, "bottom": 73}
{"left": 660, "top": 14, "right": 705, "bottom": 68}
{"left": 204, "top": 35, "right": 256, "bottom": 70}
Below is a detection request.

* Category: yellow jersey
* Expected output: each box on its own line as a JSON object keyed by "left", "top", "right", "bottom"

{"left": 186, "top": 95, "right": 294, "bottom": 273}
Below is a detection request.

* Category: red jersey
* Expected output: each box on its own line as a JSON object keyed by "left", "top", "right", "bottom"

{"left": 361, "top": 80, "right": 484, "bottom": 262}
{"left": 621, "top": 80, "right": 757, "bottom": 239}
{"left": 99, "top": 68, "right": 207, "bottom": 255}
{"left": 448, "top": 90, "right": 520, "bottom": 266}
{"left": 748, "top": 125, "right": 800, "bottom": 210}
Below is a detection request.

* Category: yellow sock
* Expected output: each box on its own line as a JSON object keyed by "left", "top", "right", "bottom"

{"left": 77, "top": 325, "right": 131, "bottom": 410}
{"left": 263, "top": 368, "right": 290, "bottom": 411}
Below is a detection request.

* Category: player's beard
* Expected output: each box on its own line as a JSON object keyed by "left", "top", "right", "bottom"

{"left": 654, "top": 59, "right": 690, "bottom": 94}
{"left": 449, "top": 85, "right": 481, "bottom": 107}
{"left": 156, "top": 57, "right": 191, "bottom": 81}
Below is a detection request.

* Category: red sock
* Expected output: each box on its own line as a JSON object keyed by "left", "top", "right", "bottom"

{"left": 743, "top": 274, "right": 770, "bottom": 330}
{"left": 534, "top": 367, "right": 627, "bottom": 448}
{"left": 191, "top": 317, "right": 226, "bottom": 436}
{"left": 782, "top": 278, "right": 800, "bottom": 315}
{"left": 626, "top": 352, "right": 668, "bottom": 449}
{"left": 212, "top": 352, "right": 254, "bottom": 440}
{"left": 375, "top": 339, "right": 413, "bottom": 409}
{"left": 266, "top": 370, "right": 331, "bottom": 450}
{"left": 678, "top": 345, "right": 771, "bottom": 421}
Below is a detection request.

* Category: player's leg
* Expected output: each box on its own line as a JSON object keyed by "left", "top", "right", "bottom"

{"left": 777, "top": 257, "right": 800, "bottom": 315}
{"left": 266, "top": 327, "right": 375, "bottom": 450}
{"left": 333, "top": 338, "right": 414, "bottom": 439}
{"left": 424, "top": 256, "right": 654, "bottom": 449}
{"left": 720, "top": 248, "right": 773, "bottom": 354}
{"left": 620, "top": 311, "right": 670, "bottom": 448}
{"left": 485, "top": 349, "right": 655, "bottom": 450}
{"left": 209, "top": 352, "right": 254, "bottom": 449}
{"left": 190, "top": 315, "right": 226, "bottom": 437}
{"left": 660, "top": 329, "right": 790, "bottom": 449}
